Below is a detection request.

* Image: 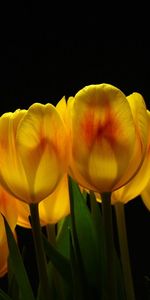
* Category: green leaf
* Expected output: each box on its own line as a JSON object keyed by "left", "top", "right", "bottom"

{"left": 0, "top": 289, "right": 12, "bottom": 300}
{"left": 56, "top": 215, "right": 71, "bottom": 259}
{"left": 69, "top": 230, "right": 85, "bottom": 300}
{"left": 37, "top": 260, "right": 72, "bottom": 300}
{"left": 68, "top": 176, "right": 103, "bottom": 298}
{"left": 3, "top": 216, "right": 35, "bottom": 300}
{"left": 49, "top": 264, "right": 72, "bottom": 300}
{"left": 7, "top": 256, "right": 19, "bottom": 300}
{"left": 42, "top": 234, "right": 72, "bottom": 285}
{"left": 36, "top": 262, "right": 54, "bottom": 300}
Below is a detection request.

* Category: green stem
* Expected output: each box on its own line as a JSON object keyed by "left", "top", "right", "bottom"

{"left": 29, "top": 203, "right": 50, "bottom": 300}
{"left": 115, "top": 202, "right": 135, "bottom": 300}
{"left": 101, "top": 192, "right": 117, "bottom": 300}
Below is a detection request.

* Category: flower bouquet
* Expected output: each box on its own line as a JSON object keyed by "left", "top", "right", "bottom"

{"left": 0, "top": 83, "right": 150, "bottom": 300}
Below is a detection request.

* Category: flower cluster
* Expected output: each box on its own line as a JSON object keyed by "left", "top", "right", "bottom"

{"left": 0, "top": 83, "right": 150, "bottom": 300}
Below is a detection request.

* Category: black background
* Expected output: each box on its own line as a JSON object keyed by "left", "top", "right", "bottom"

{"left": 0, "top": 3, "right": 150, "bottom": 300}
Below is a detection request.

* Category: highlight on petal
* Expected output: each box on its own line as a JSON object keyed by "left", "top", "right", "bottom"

{"left": 39, "top": 174, "right": 70, "bottom": 224}
{"left": 88, "top": 139, "right": 118, "bottom": 191}
{"left": 69, "top": 83, "right": 137, "bottom": 192}
{"left": 112, "top": 110, "right": 150, "bottom": 204}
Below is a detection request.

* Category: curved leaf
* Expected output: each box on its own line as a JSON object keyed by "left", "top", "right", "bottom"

{"left": 3, "top": 216, "right": 35, "bottom": 300}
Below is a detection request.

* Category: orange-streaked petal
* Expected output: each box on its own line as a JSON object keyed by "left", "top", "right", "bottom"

{"left": 0, "top": 234, "right": 9, "bottom": 277}
{"left": 0, "top": 185, "right": 18, "bottom": 232}
{"left": 16, "top": 200, "right": 31, "bottom": 228}
{"left": 69, "top": 83, "right": 136, "bottom": 192}
{"left": 112, "top": 110, "right": 150, "bottom": 204}
{"left": 16, "top": 103, "right": 69, "bottom": 203}
{"left": 0, "top": 229, "right": 17, "bottom": 278}
{"left": 0, "top": 213, "right": 5, "bottom": 242}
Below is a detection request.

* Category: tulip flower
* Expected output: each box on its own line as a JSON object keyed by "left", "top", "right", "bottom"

{"left": 67, "top": 84, "right": 148, "bottom": 193}
{"left": 0, "top": 184, "right": 18, "bottom": 277}
{"left": 0, "top": 103, "right": 69, "bottom": 204}
{"left": 65, "top": 83, "right": 148, "bottom": 300}
{"left": 112, "top": 109, "right": 150, "bottom": 204}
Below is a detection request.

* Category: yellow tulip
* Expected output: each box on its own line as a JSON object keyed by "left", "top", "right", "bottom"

{"left": 0, "top": 184, "right": 18, "bottom": 277}
{"left": 68, "top": 84, "right": 148, "bottom": 193}
{"left": 0, "top": 103, "right": 69, "bottom": 204}
{"left": 112, "top": 110, "right": 150, "bottom": 204}
{"left": 16, "top": 174, "right": 70, "bottom": 227}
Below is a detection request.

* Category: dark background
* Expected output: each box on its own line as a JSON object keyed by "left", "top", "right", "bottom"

{"left": 0, "top": 3, "right": 150, "bottom": 300}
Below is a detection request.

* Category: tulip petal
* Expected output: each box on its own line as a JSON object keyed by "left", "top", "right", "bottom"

{"left": 39, "top": 174, "right": 70, "bottom": 224}
{"left": 0, "top": 214, "right": 5, "bottom": 242}
{"left": 88, "top": 139, "right": 118, "bottom": 191}
{"left": 0, "top": 233, "right": 9, "bottom": 277}
{"left": 16, "top": 200, "right": 31, "bottom": 228}
{"left": 128, "top": 92, "right": 148, "bottom": 153}
{"left": 0, "top": 185, "right": 18, "bottom": 232}
{"left": 70, "top": 84, "right": 136, "bottom": 192}
{"left": 115, "top": 92, "right": 148, "bottom": 189}
{"left": 56, "top": 96, "right": 67, "bottom": 125}
{"left": 16, "top": 103, "right": 68, "bottom": 203}
{"left": 0, "top": 110, "right": 30, "bottom": 202}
